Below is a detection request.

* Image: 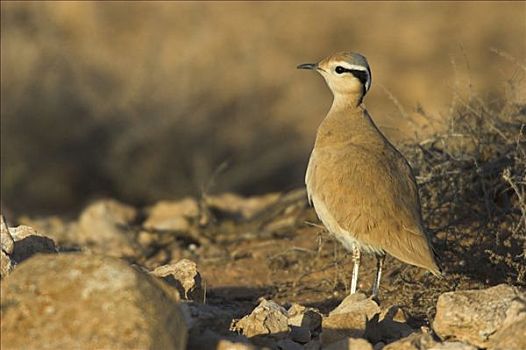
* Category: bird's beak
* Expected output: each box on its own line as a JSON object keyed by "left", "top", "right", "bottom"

{"left": 297, "top": 63, "right": 318, "bottom": 70}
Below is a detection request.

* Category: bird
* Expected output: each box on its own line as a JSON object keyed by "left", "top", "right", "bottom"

{"left": 298, "top": 51, "right": 441, "bottom": 297}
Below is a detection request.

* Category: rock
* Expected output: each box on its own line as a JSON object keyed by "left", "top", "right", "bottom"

{"left": 231, "top": 299, "right": 290, "bottom": 339}
{"left": 330, "top": 293, "right": 381, "bottom": 316}
{"left": 216, "top": 339, "right": 257, "bottom": 350}
{"left": 1, "top": 214, "right": 14, "bottom": 254}
{"left": 1, "top": 253, "right": 187, "bottom": 349}
{"left": 382, "top": 332, "right": 437, "bottom": 350}
{"left": 494, "top": 292, "right": 526, "bottom": 329}
{"left": 374, "top": 342, "right": 386, "bottom": 350}
{"left": 186, "top": 329, "right": 254, "bottom": 350}
{"left": 321, "top": 293, "right": 381, "bottom": 345}
{"left": 17, "top": 215, "right": 76, "bottom": 247}
{"left": 205, "top": 193, "right": 280, "bottom": 220}
{"left": 289, "top": 325, "right": 311, "bottom": 343}
{"left": 324, "top": 337, "right": 374, "bottom": 350}
{"left": 488, "top": 318, "right": 526, "bottom": 350}
{"left": 429, "top": 342, "right": 478, "bottom": 350}
{"left": 364, "top": 311, "right": 414, "bottom": 345}
{"left": 1, "top": 250, "right": 14, "bottom": 279}
{"left": 144, "top": 198, "right": 199, "bottom": 231}
{"left": 287, "top": 303, "right": 322, "bottom": 332}
{"left": 0, "top": 215, "right": 15, "bottom": 278}
{"left": 276, "top": 338, "right": 304, "bottom": 350}
{"left": 151, "top": 259, "right": 204, "bottom": 302}
{"left": 379, "top": 305, "right": 408, "bottom": 323}
{"left": 9, "top": 225, "right": 57, "bottom": 263}
{"left": 433, "top": 284, "right": 525, "bottom": 348}
{"left": 76, "top": 199, "right": 139, "bottom": 257}
{"left": 304, "top": 339, "right": 322, "bottom": 350}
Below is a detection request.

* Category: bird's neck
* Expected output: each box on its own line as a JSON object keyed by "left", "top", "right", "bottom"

{"left": 331, "top": 92, "right": 364, "bottom": 111}
{"left": 315, "top": 98, "right": 386, "bottom": 148}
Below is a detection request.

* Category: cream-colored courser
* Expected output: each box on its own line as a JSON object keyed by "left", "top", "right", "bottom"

{"left": 298, "top": 52, "right": 441, "bottom": 297}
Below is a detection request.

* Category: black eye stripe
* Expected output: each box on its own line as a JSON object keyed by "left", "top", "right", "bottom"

{"left": 349, "top": 70, "right": 369, "bottom": 87}
{"left": 335, "top": 66, "right": 369, "bottom": 87}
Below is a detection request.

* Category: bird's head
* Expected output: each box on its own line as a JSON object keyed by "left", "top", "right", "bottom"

{"left": 298, "top": 51, "right": 371, "bottom": 105}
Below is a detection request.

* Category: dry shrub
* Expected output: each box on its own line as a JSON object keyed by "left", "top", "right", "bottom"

{"left": 404, "top": 79, "right": 526, "bottom": 285}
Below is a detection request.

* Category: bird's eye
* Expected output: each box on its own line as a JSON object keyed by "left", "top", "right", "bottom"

{"left": 335, "top": 66, "right": 346, "bottom": 74}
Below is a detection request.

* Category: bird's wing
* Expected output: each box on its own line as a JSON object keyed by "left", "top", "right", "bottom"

{"left": 310, "top": 142, "right": 440, "bottom": 274}
{"left": 305, "top": 151, "right": 315, "bottom": 205}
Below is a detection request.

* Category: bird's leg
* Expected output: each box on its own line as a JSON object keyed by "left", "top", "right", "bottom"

{"left": 350, "top": 244, "right": 361, "bottom": 294}
{"left": 372, "top": 254, "right": 386, "bottom": 298}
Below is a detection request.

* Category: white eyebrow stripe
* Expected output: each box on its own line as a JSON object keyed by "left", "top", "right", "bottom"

{"left": 334, "top": 62, "right": 369, "bottom": 72}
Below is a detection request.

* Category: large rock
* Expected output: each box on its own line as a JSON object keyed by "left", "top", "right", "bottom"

{"left": 151, "top": 259, "right": 204, "bottom": 302}
{"left": 433, "top": 284, "right": 525, "bottom": 348}
{"left": 321, "top": 293, "right": 381, "bottom": 345}
{"left": 1, "top": 253, "right": 187, "bottom": 350}
{"left": 487, "top": 293, "right": 526, "bottom": 350}
{"left": 76, "top": 199, "right": 139, "bottom": 257}
{"left": 488, "top": 318, "right": 526, "bottom": 350}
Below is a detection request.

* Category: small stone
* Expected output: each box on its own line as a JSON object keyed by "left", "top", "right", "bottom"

{"left": 187, "top": 329, "right": 254, "bottom": 350}
{"left": 276, "top": 338, "right": 304, "bottom": 350}
{"left": 433, "top": 284, "right": 525, "bottom": 348}
{"left": 379, "top": 305, "right": 408, "bottom": 323}
{"left": 304, "top": 339, "right": 321, "bottom": 350}
{"left": 144, "top": 198, "right": 199, "bottom": 231}
{"left": 383, "top": 332, "right": 437, "bottom": 350}
{"left": 321, "top": 293, "right": 381, "bottom": 345}
{"left": 151, "top": 259, "right": 204, "bottom": 302}
{"left": 137, "top": 230, "right": 156, "bottom": 247}
{"left": 205, "top": 193, "right": 280, "bottom": 220}
{"left": 364, "top": 311, "right": 414, "bottom": 344}
{"left": 231, "top": 299, "right": 289, "bottom": 339}
{"left": 374, "top": 342, "right": 386, "bottom": 350}
{"left": 1, "top": 253, "right": 187, "bottom": 349}
{"left": 290, "top": 325, "right": 311, "bottom": 343}
{"left": 17, "top": 215, "right": 73, "bottom": 247}
{"left": 330, "top": 293, "right": 381, "bottom": 316}
{"left": 76, "top": 199, "right": 139, "bottom": 258}
{"left": 324, "top": 337, "right": 374, "bottom": 350}
{"left": 9, "top": 225, "right": 57, "bottom": 263}
{"left": 1, "top": 214, "right": 14, "bottom": 254}
{"left": 0, "top": 215, "right": 15, "bottom": 278}
{"left": 216, "top": 339, "right": 257, "bottom": 350}
{"left": 1, "top": 250, "right": 14, "bottom": 278}
{"left": 429, "top": 342, "right": 478, "bottom": 350}
{"left": 288, "top": 303, "right": 322, "bottom": 332}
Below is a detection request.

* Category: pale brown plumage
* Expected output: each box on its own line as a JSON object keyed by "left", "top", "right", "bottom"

{"left": 306, "top": 106, "right": 440, "bottom": 274}
{"left": 299, "top": 51, "right": 440, "bottom": 295}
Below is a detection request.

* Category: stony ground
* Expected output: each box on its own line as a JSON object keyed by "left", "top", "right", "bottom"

{"left": 1, "top": 191, "right": 525, "bottom": 349}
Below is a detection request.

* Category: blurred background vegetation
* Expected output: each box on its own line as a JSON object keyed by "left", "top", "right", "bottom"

{"left": 1, "top": 1, "right": 525, "bottom": 215}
